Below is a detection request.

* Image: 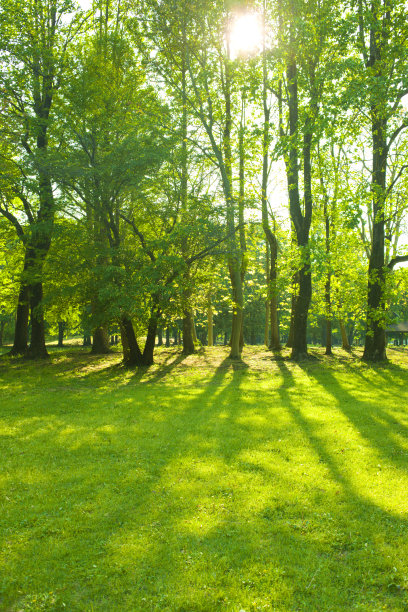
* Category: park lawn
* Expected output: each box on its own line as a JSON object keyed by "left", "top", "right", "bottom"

{"left": 0, "top": 346, "right": 407, "bottom": 612}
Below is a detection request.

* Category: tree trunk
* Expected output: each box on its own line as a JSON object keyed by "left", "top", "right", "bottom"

{"left": 27, "top": 280, "right": 48, "bottom": 359}
{"left": 339, "top": 319, "right": 351, "bottom": 351}
{"left": 207, "top": 305, "right": 214, "bottom": 347}
{"left": 291, "top": 264, "right": 312, "bottom": 360}
{"left": 10, "top": 282, "right": 30, "bottom": 356}
{"left": 165, "top": 327, "right": 170, "bottom": 347}
{"left": 91, "top": 325, "right": 111, "bottom": 354}
{"left": 120, "top": 316, "right": 143, "bottom": 366}
{"left": 228, "top": 257, "right": 243, "bottom": 359}
{"left": 363, "top": 116, "right": 387, "bottom": 361}
{"left": 324, "top": 203, "right": 332, "bottom": 356}
{"left": 182, "top": 309, "right": 195, "bottom": 355}
{"left": 142, "top": 313, "right": 159, "bottom": 366}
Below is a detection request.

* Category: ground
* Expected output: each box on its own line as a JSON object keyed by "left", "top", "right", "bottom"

{"left": 0, "top": 345, "right": 407, "bottom": 611}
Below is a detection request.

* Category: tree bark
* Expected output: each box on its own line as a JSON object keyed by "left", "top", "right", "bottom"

{"left": 120, "top": 316, "right": 143, "bottom": 366}
{"left": 27, "top": 279, "right": 49, "bottom": 359}
{"left": 10, "top": 283, "right": 30, "bottom": 356}
{"left": 207, "top": 305, "right": 214, "bottom": 347}
{"left": 142, "top": 311, "right": 160, "bottom": 366}
{"left": 339, "top": 319, "right": 350, "bottom": 351}
{"left": 91, "top": 324, "right": 111, "bottom": 354}
{"left": 182, "top": 309, "right": 195, "bottom": 355}
{"left": 363, "top": 115, "right": 387, "bottom": 361}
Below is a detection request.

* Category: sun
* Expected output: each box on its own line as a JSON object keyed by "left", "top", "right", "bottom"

{"left": 229, "top": 12, "right": 263, "bottom": 59}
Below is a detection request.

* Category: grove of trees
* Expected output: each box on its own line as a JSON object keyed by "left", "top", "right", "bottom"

{"left": 1, "top": 0, "right": 408, "bottom": 364}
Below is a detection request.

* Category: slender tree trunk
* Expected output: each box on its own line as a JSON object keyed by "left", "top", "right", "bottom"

{"left": 261, "top": 8, "right": 281, "bottom": 352}
{"left": 165, "top": 327, "right": 170, "bottom": 347}
{"left": 324, "top": 200, "right": 332, "bottom": 356}
{"left": 339, "top": 319, "right": 350, "bottom": 351}
{"left": 208, "top": 304, "right": 214, "bottom": 346}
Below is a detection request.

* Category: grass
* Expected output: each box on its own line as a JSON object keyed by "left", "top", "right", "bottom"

{"left": 0, "top": 345, "right": 407, "bottom": 611}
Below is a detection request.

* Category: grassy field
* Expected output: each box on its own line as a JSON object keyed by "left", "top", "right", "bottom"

{"left": 0, "top": 345, "right": 407, "bottom": 611}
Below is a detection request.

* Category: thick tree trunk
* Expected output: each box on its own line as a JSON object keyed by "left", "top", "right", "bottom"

{"left": 182, "top": 309, "right": 195, "bottom": 355}
{"left": 91, "top": 325, "right": 111, "bottom": 354}
{"left": 339, "top": 319, "right": 350, "bottom": 351}
{"left": 27, "top": 280, "right": 48, "bottom": 359}
{"left": 363, "top": 116, "right": 387, "bottom": 361}
{"left": 291, "top": 264, "right": 312, "bottom": 360}
{"left": 325, "top": 317, "right": 332, "bottom": 356}
{"left": 10, "top": 283, "right": 30, "bottom": 356}
{"left": 284, "top": 49, "right": 314, "bottom": 361}
{"left": 142, "top": 312, "right": 159, "bottom": 366}
{"left": 120, "top": 316, "right": 143, "bottom": 366}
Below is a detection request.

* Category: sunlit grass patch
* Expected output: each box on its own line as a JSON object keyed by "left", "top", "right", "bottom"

{"left": 0, "top": 346, "right": 407, "bottom": 610}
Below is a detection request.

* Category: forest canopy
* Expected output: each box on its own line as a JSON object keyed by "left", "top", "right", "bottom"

{"left": 1, "top": 0, "right": 408, "bottom": 364}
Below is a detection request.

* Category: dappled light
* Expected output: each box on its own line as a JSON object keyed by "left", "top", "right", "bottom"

{"left": 1, "top": 347, "right": 408, "bottom": 609}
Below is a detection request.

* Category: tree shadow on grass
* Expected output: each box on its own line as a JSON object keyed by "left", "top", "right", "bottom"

{"left": 1, "top": 354, "right": 408, "bottom": 611}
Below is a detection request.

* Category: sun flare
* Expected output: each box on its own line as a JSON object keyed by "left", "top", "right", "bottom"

{"left": 229, "top": 12, "right": 263, "bottom": 58}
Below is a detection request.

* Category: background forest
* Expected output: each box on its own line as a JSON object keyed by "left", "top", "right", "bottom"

{"left": 1, "top": 0, "right": 408, "bottom": 364}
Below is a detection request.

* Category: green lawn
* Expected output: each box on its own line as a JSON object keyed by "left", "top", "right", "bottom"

{"left": 0, "top": 346, "right": 407, "bottom": 611}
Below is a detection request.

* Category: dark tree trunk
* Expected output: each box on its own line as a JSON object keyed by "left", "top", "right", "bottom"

{"left": 182, "top": 310, "right": 195, "bottom": 355}
{"left": 292, "top": 265, "right": 312, "bottom": 360}
{"left": 173, "top": 327, "right": 178, "bottom": 346}
{"left": 120, "top": 316, "right": 143, "bottom": 366}
{"left": 27, "top": 281, "right": 49, "bottom": 359}
{"left": 142, "top": 312, "right": 160, "bottom": 366}
{"left": 91, "top": 325, "right": 111, "bottom": 354}
{"left": 10, "top": 283, "right": 30, "bottom": 356}
{"left": 324, "top": 203, "right": 332, "bottom": 356}
{"left": 363, "top": 117, "right": 387, "bottom": 361}
{"left": 286, "top": 288, "right": 296, "bottom": 348}
{"left": 165, "top": 327, "right": 170, "bottom": 347}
